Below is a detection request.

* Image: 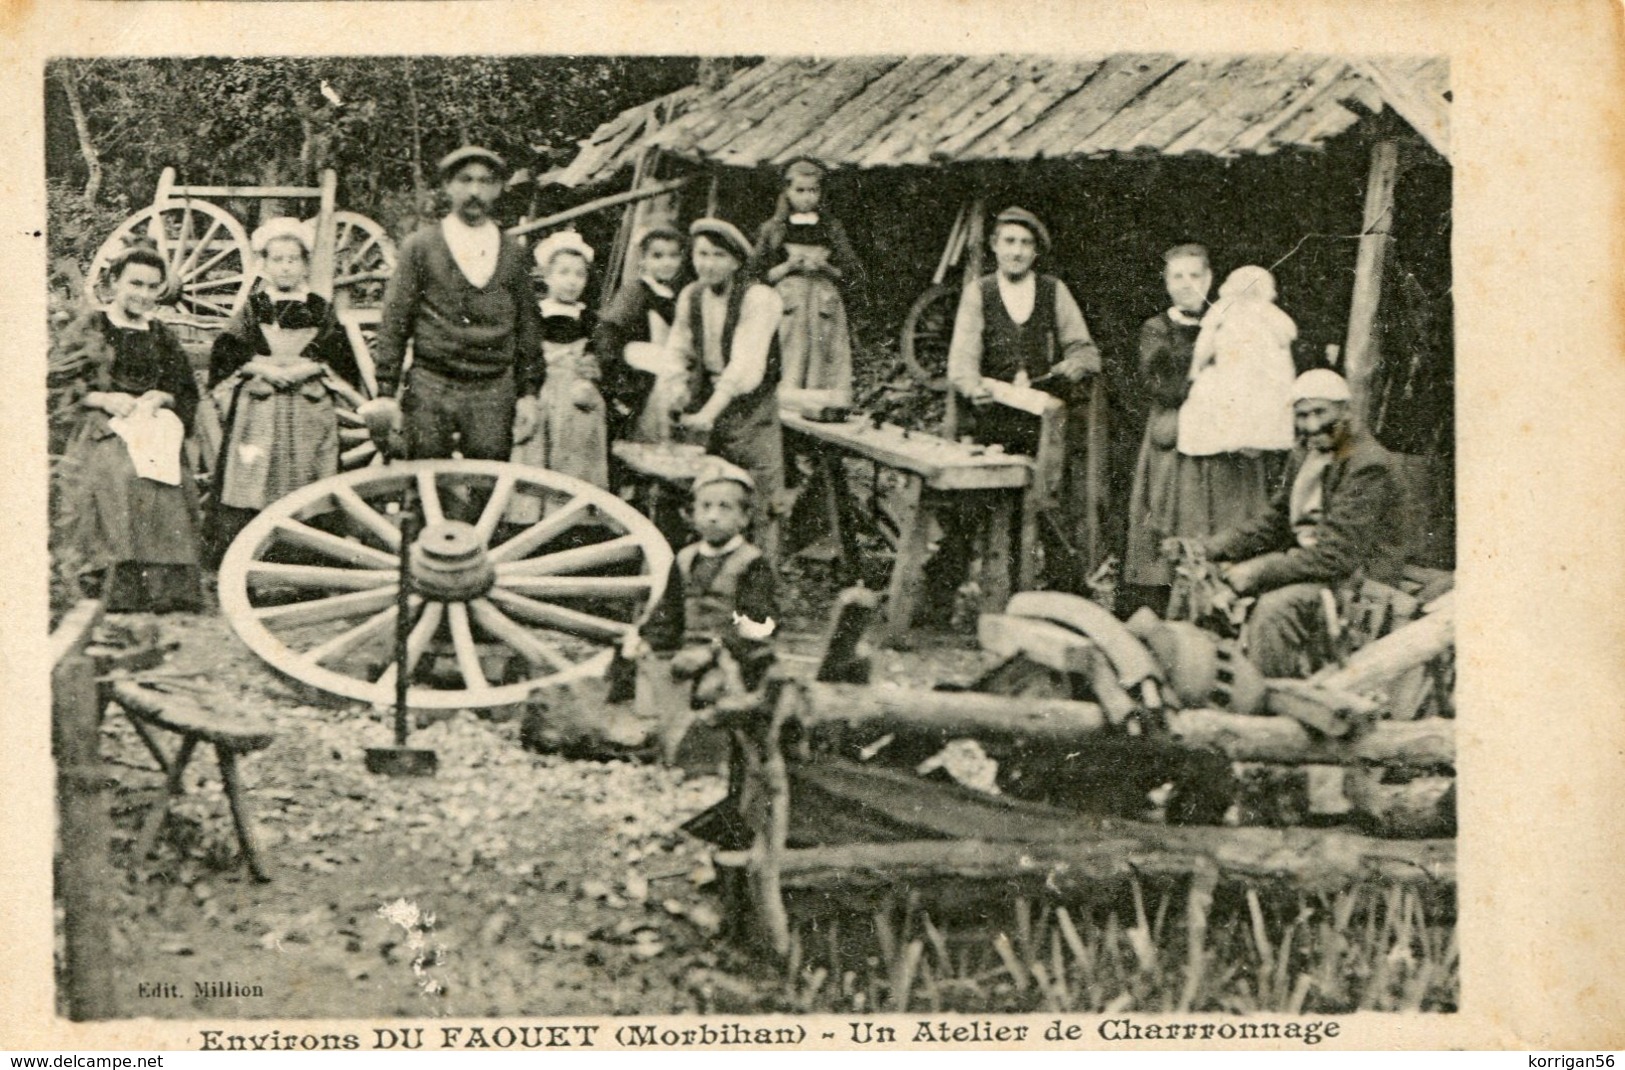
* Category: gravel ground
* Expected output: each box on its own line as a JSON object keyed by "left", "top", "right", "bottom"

{"left": 79, "top": 565, "right": 1001, "bottom": 1020}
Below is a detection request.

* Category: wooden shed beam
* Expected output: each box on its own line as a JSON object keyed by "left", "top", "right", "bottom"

{"left": 1343, "top": 138, "right": 1400, "bottom": 426}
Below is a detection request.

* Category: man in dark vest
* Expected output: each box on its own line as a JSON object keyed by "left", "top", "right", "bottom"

{"left": 363, "top": 146, "right": 542, "bottom": 463}
{"left": 664, "top": 217, "right": 787, "bottom": 559}
{"left": 921, "top": 207, "right": 1102, "bottom": 624}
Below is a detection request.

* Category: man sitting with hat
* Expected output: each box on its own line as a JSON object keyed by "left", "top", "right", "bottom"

{"left": 625, "top": 457, "right": 779, "bottom": 761}
{"left": 1195, "top": 369, "right": 1406, "bottom": 677}
{"left": 923, "top": 206, "right": 1102, "bottom": 621}
{"left": 364, "top": 145, "right": 542, "bottom": 464}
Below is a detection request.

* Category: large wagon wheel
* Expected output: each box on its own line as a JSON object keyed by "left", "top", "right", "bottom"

{"left": 218, "top": 459, "right": 673, "bottom": 709}
{"left": 325, "top": 211, "right": 397, "bottom": 311}
{"left": 88, "top": 201, "right": 254, "bottom": 328}
{"left": 899, "top": 282, "right": 959, "bottom": 390}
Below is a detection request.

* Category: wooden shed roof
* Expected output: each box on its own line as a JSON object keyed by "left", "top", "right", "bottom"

{"left": 553, "top": 54, "right": 1449, "bottom": 187}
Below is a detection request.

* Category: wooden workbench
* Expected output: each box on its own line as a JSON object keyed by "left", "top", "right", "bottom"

{"left": 780, "top": 410, "right": 1033, "bottom": 644}
{"left": 615, "top": 387, "right": 1059, "bottom": 645}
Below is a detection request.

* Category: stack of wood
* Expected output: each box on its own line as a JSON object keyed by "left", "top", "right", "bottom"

{"left": 696, "top": 588, "right": 1456, "bottom": 958}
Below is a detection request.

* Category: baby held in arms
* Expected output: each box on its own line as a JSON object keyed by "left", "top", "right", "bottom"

{"left": 1177, "top": 264, "right": 1298, "bottom": 458}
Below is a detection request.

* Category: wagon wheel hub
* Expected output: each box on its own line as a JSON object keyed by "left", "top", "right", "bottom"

{"left": 409, "top": 521, "right": 495, "bottom": 601}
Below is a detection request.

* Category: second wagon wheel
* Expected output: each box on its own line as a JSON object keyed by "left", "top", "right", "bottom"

{"left": 88, "top": 200, "right": 254, "bottom": 328}
{"left": 218, "top": 459, "right": 673, "bottom": 710}
{"left": 326, "top": 211, "right": 397, "bottom": 311}
{"left": 899, "top": 282, "right": 959, "bottom": 390}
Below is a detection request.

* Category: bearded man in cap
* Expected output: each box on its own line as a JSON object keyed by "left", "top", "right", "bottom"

{"left": 1195, "top": 369, "right": 1407, "bottom": 677}
{"left": 922, "top": 206, "right": 1102, "bottom": 621}
{"left": 364, "top": 146, "right": 542, "bottom": 463}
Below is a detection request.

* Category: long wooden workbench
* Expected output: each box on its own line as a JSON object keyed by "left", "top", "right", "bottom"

{"left": 614, "top": 382, "right": 1064, "bottom": 643}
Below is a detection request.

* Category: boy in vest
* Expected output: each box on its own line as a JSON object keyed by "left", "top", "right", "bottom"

{"left": 626, "top": 459, "right": 778, "bottom": 760}
{"left": 362, "top": 146, "right": 543, "bottom": 464}
{"left": 923, "top": 207, "right": 1102, "bottom": 624}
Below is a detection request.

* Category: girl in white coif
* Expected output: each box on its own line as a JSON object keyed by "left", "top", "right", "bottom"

{"left": 1178, "top": 264, "right": 1298, "bottom": 457}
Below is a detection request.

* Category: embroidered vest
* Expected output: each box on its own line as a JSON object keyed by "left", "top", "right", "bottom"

{"left": 676, "top": 541, "right": 764, "bottom": 641}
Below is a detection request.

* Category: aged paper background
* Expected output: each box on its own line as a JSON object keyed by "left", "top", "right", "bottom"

{"left": 2, "top": 0, "right": 1622, "bottom": 1051}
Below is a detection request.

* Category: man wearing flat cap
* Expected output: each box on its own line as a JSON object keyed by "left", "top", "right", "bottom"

{"left": 365, "top": 146, "right": 542, "bottom": 465}
{"left": 1194, "top": 369, "right": 1406, "bottom": 677}
{"left": 924, "top": 206, "right": 1103, "bottom": 619}
{"left": 661, "top": 217, "right": 788, "bottom": 558}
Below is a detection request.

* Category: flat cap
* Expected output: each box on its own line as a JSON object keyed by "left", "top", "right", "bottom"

{"left": 436, "top": 145, "right": 508, "bottom": 181}
{"left": 689, "top": 217, "right": 753, "bottom": 263}
{"left": 692, "top": 457, "right": 756, "bottom": 497}
{"left": 993, "top": 206, "right": 1051, "bottom": 253}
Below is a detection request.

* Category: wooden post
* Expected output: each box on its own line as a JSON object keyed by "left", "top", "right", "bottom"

{"left": 1344, "top": 139, "right": 1400, "bottom": 426}
{"left": 309, "top": 168, "right": 339, "bottom": 300}
{"left": 52, "top": 600, "right": 116, "bottom": 1021}
{"left": 944, "top": 198, "right": 986, "bottom": 441}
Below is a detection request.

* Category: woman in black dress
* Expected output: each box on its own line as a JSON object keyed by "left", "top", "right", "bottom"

{"left": 51, "top": 244, "right": 204, "bottom": 612}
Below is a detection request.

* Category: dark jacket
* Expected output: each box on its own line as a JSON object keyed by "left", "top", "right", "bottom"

{"left": 1206, "top": 430, "right": 1406, "bottom": 590}
{"left": 373, "top": 223, "right": 543, "bottom": 396}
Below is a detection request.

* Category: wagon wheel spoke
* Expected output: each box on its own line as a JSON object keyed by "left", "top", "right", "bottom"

{"left": 341, "top": 441, "right": 378, "bottom": 468}
{"left": 487, "top": 586, "right": 630, "bottom": 643}
{"left": 329, "top": 379, "right": 368, "bottom": 409}
{"left": 304, "top": 602, "right": 401, "bottom": 666}
{"left": 184, "top": 272, "right": 249, "bottom": 293}
{"left": 376, "top": 600, "right": 445, "bottom": 692}
{"left": 255, "top": 584, "right": 399, "bottom": 628}
{"left": 494, "top": 534, "right": 643, "bottom": 577}
{"left": 330, "top": 484, "right": 402, "bottom": 550}
{"left": 417, "top": 469, "right": 445, "bottom": 526}
{"left": 468, "top": 598, "right": 574, "bottom": 673}
{"left": 272, "top": 517, "right": 398, "bottom": 569}
{"left": 497, "top": 575, "right": 652, "bottom": 600}
{"left": 487, "top": 496, "right": 593, "bottom": 563}
{"left": 175, "top": 215, "right": 224, "bottom": 282}
{"left": 188, "top": 241, "right": 243, "bottom": 281}
{"left": 163, "top": 202, "right": 194, "bottom": 279}
{"left": 184, "top": 294, "right": 236, "bottom": 317}
{"left": 445, "top": 602, "right": 490, "bottom": 690}
{"left": 471, "top": 473, "right": 518, "bottom": 545}
{"left": 245, "top": 561, "right": 395, "bottom": 592}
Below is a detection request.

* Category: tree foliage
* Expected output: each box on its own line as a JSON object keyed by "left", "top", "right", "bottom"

{"left": 45, "top": 56, "right": 698, "bottom": 264}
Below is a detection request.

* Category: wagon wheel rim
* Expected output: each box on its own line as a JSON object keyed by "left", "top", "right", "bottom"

{"left": 900, "top": 283, "right": 959, "bottom": 391}
{"left": 324, "top": 211, "right": 397, "bottom": 311}
{"left": 87, "top": 200, "right": 254, "bottom": 328}
{"left": 218, "top": 459, "right": 673, "bottom": 709}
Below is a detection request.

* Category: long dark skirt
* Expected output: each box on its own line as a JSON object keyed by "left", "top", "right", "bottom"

{"left": 63, "top": 419, "right": 203, "bottom": 613}
{"left": 1123, "top": 427, "right": 1284, "bottom": 589}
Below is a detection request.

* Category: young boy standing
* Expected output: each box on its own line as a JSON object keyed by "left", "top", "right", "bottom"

{"left": 364, "top": 146, "right": 542, "bottom": 462}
